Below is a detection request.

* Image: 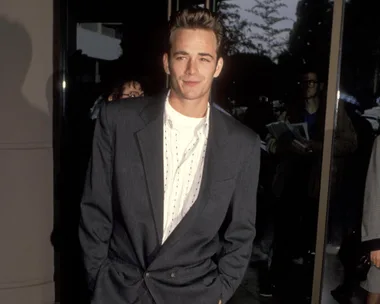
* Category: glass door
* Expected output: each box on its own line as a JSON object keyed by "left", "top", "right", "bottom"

{"left": 320, "top": 0, "right": 380, "bottom": 303}
{"left": 210, "top": 1, "right": 339, "bottom": 303}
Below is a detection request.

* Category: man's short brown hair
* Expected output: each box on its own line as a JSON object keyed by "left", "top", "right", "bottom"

{"left": 168, "top": 7, "right": 224, "bottom": 56}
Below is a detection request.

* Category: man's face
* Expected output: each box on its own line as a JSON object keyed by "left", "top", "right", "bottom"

{"left": 301, "top": 72, "right": 319, "bottom": 99}
{"left": 163, "top": 28, "right": 223, "bottom": 102}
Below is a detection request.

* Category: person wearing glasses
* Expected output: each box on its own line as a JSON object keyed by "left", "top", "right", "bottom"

{"left": 108, "top": 79, "right": 144, "bottom": 101}
{"left": 90, "top": 79, "right": 144, "bottom": 120}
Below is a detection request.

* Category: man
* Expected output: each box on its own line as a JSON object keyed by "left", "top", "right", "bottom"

{"left": 79, "top": 8, "right": 260, "bottom": 304}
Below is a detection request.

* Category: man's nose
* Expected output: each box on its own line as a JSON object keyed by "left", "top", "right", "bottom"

{"left": 185, "top": 59, "right": 197, "bottom": 75}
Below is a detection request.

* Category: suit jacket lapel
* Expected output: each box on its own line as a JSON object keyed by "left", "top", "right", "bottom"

{"left": 157, "top": 104, "right": 230, "bottom": 253}
{"left": 136, "top": 97, "right": 166, "bottom": 244}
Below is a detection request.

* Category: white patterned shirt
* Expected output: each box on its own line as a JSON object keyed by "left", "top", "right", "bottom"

{"left": 162, "top": 97, "right": 209, "bottom": 243}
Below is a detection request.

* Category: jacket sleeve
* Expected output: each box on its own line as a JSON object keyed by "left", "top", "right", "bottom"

{"left": 362, "top": 136, "right": 380, "bottom": 251}
{"left": 79, "top": 103, "right": 114, "bottom": 291}
{"left": 218, "top": 134, "right": 260, "bottom": 303}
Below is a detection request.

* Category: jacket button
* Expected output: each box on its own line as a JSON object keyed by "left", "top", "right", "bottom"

{"left": 170, "top": 272, "right": 176, "bottom": 278}
{"left": 145, "top": 272, "right": 150, "bottom": 277}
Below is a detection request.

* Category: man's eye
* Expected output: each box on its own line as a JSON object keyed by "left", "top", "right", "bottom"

{"left": 200, "top": 58, "right": 210, "bottom": 62}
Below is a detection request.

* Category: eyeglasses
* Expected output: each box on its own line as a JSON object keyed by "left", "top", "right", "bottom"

{"left": 300, "top": 80, "right": 319, "bottom": 88}
{"left": 121, "top": 92, "right": 144, "bottom": 98}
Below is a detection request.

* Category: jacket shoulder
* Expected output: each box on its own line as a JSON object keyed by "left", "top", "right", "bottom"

{"left": 104, "top": 96, "right": 155, "bottom": 116}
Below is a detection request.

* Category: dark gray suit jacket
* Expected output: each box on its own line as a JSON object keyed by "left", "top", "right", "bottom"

{"left": 79, "top": 94, "right": 260, "bottom": 304}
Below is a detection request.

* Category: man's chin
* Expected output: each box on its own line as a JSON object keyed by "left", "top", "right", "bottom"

{"left": 182, "top": 94, "right": 202, "bottom": 101}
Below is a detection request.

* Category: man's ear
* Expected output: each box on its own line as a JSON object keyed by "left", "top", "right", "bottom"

{"left": 213, "top": 57, "right": 224, "bottom": 78}
{"left": 163, "top": 53, "right": 170, "bottom": 75}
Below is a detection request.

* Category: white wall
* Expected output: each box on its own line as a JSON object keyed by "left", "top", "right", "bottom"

{"left": 0, "top": 0, "right": 54, "bottom": 303}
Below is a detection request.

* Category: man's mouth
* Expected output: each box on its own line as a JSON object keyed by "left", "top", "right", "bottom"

{"left": 183, "top": 81, "right": 200, "bottom": 87}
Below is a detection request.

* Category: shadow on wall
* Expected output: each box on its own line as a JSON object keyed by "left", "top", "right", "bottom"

{"left": 0, "top": 13, "right": 59, "bottom": 300}
{"left": 0, "top": 16, "right": 51, "bottom": 145}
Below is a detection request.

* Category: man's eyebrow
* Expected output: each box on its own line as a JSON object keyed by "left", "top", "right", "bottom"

{"left": 173, "top": 51, "right": 189, "bottom": 56}
{"left": 172, "top": 51, "right": 214, "bottom": 59}
{"left": 199, "top": 53, "right": 214, "bottom": 59}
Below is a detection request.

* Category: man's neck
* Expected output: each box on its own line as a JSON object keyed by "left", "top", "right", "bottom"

{"left": 305, "top": 97, "right": 319, "bottom": 114}
{"left": 168, "top": 91, "right": 209, "bottom": 118}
